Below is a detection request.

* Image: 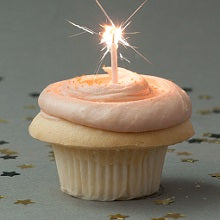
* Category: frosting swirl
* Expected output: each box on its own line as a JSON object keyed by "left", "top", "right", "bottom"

{"left": 39, "top": 67, "right": 192, "bottom": 132}
{"left": 60, "top": 67, "right": 150, "bottom": 102}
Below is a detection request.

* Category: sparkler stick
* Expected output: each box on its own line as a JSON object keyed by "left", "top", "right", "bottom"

{"left": 67, "top": 0, "right": 151, "bottom": 83}
{"left": 111, "top": 38, "right": 118, "bottom": 83}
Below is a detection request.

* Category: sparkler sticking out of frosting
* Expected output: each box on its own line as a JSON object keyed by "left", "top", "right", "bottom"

{"left": 67, "top": 0, "right": 151, "bottom": 83}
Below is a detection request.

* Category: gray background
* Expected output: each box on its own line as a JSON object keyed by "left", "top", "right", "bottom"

{"left": 0, "top": 0, "right": 219, "bottom": 219}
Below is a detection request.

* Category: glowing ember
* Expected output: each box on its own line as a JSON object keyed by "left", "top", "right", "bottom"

{"left": 101, "top": 25, "right": 123, "bottom": 49}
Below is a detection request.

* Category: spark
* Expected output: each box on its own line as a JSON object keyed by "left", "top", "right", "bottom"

{"left": 67, "top": 0, "right": 151, "bottom": 73}
{"left": 66, "top": 20, "right": 97, "bottom": 35}
{"left": 121, "top": 0, "right": 149, "bottom": 27}
{"left": 95, "top": 0, "right": 114, "bottom": 26}
{"left": 125, "top": 32, "right": 140, "bottom": 35}
{"left": 95, "top": 49, "right": 109, "bottom": 73}
{"left": 120, "top": 53, "right": 131, "bottom": 63}
{"left": 126, "top": 43, "right": 152, "bottom": 64}
{"left": 122, "top": 21, "right": 132, "bottom": 31}
{"left": 69, "top": 31, "right": 88, "bottom": 38}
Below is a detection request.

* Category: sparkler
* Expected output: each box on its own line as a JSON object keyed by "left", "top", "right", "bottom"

{"left": 67, "top": 0, "right": 151, "bottom": 83}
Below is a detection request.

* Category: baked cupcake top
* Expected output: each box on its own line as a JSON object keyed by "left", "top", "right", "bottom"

{"left": 38, "top": 67, "right": 192, "bottom": 132}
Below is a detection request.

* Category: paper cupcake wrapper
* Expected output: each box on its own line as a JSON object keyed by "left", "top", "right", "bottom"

{"left": 52, "top": 145, "right": 167, "bottom": 201}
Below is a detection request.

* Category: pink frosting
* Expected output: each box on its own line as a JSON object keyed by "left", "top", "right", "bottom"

{"left": 38, "top": 67, "right": 192, "bottom": 132}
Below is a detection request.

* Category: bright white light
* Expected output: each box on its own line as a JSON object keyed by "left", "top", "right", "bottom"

{"left": 101, "top": 25, "right": 123, "bottom": 49}
{"left": 67, "top": 0, "right": 151, "bottom": 73}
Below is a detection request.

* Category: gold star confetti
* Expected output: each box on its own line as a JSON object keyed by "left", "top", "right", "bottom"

{"left": 0, "top": 195, "right": 6, "bottom": 199}
{"left": 164, "top": 213, "right": 185, "bottom": 219}
{"left": 197, "top": 107, "right": 220, "bottom": 115}
{"left": 198, "top": 95, "right": 212, "bottom": 100}
{"left": 0, "top": 118, "right": 8, "bottom": 124}
{"left": 207, "top": 139, "right": 220, "bottom": 144}
{"left": 209, "top": 173, "right": 220, "bottom": 179}
{"left": 14, "top": 199, "right": 35, "bottom": 205}
{"left": 48, "top": 151, "right": 55, "bottom": 161}
{"left": 167, "top": 148, "right": 176, "bottom": 153}
{"left": 0, "top": 148, "right": 18, "bottom": 155}
{"left": 197, "top": 109, "right": 211, "bottom": 115}
{"left": 109, "top": 214, "right": 129, "bottom": 220}
{"left": 181, "top": 158, "right": 198, "bottom": 163}
{"left": 154, "top": 197, "right": 175, "bottom": 205}
{"left": 24, "top": 105, "right": 37, "bottom": 110}
{"left": 17, "top": 164, "right": 34, "bottom": 169}
{"left": 25, "top": 116, "right": 34, "bottom": 121}
{"left": 176, "top": 152, "right": 192, "bottom": 156}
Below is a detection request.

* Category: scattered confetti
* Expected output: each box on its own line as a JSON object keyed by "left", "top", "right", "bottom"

{"left": 188, "top": 138, "right": 207, "bottom": 143}
{"left": 17, "top": 164, "right": 34, "bottom": 169}
{"left": 198, "top": 95, "right": 212, "bottom": 100}
{"left": 29, "top": 92, "right": 40, "bottom": 98}
{"left": 0, "top": 118, "right": 9, "bottom": 124}
{"left": 167, "top": 148, "right": 176, "bottom": 153}
{"left": 14, "top": 199, "right": 35, "bottom": 205}
{"left": 182, "top": 87, "right": 192, "bottom": 93}
{"left": 213, "top": 107, "right": 220, "bottom": 113}
{"left": 152, "top": 212, "right": 185, "bottom": 220}
{"left": 197, "top": 107, "right": 220, "bottom": 115}
{"left": 209, "top": 173, "right": 220, "bottom": 179}
{"left": 1, "top": 171, "right": 20, "bottom": 177}
{"left": 0, "top": 141, "right": 9, "bottom": 145}
{"left": 0, "top": 148, "right": 18, "bottom": 155}
{"left": 181, "top": 158, "right": 198, "bottom": 163}
{"left": 154, "top": 197, "right": 175, "bottom": 205}
{"left": 207, "top": 139, "right": 220, "bottom": 144}
{"left": 25, "top": 116, "right": 34, "bottom": 121}
{"left": 164, "top": 213, "right": 185, "bottom": 219}
{"left": 197, "top": 110, "right": 211, "bottom": 115}
{"left": 109, "top": 214, "right": 129, "bottom": 220}
{"left": 188, "top": 138, "right": 220, "bottom": 144}
{"left": 0, "top": 155, "right": 17, "bottom": 160}
{"left": 203, "top": 133, "right": 220, "bottom": 139}
{"left": 48, "top": 151, "right": 55, "bottom": 161}
{"left": 176, "top": 152, "right": 192, "bottom": 156}
{"left": 24, "top": 105, "right": 37, "bottom": 110}
{"left": 0, "top": 195, "right": 6, "bottom": 199}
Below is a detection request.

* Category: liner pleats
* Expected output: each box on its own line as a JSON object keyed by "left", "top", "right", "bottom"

{"left": 52, "top": 145, "right": 167, "bottom": 201}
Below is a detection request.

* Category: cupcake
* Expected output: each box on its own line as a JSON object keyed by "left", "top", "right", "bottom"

{"left": 29, "top": 67, "right": 194, "bottom": 201}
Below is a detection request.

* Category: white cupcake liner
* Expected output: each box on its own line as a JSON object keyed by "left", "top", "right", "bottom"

{"left": 52, "top": 145, "right": 167, "bottom": 201}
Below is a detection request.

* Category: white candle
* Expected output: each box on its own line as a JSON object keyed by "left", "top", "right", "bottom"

{"left": 111, "top": 36, "right": 118, "bottom": 83}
